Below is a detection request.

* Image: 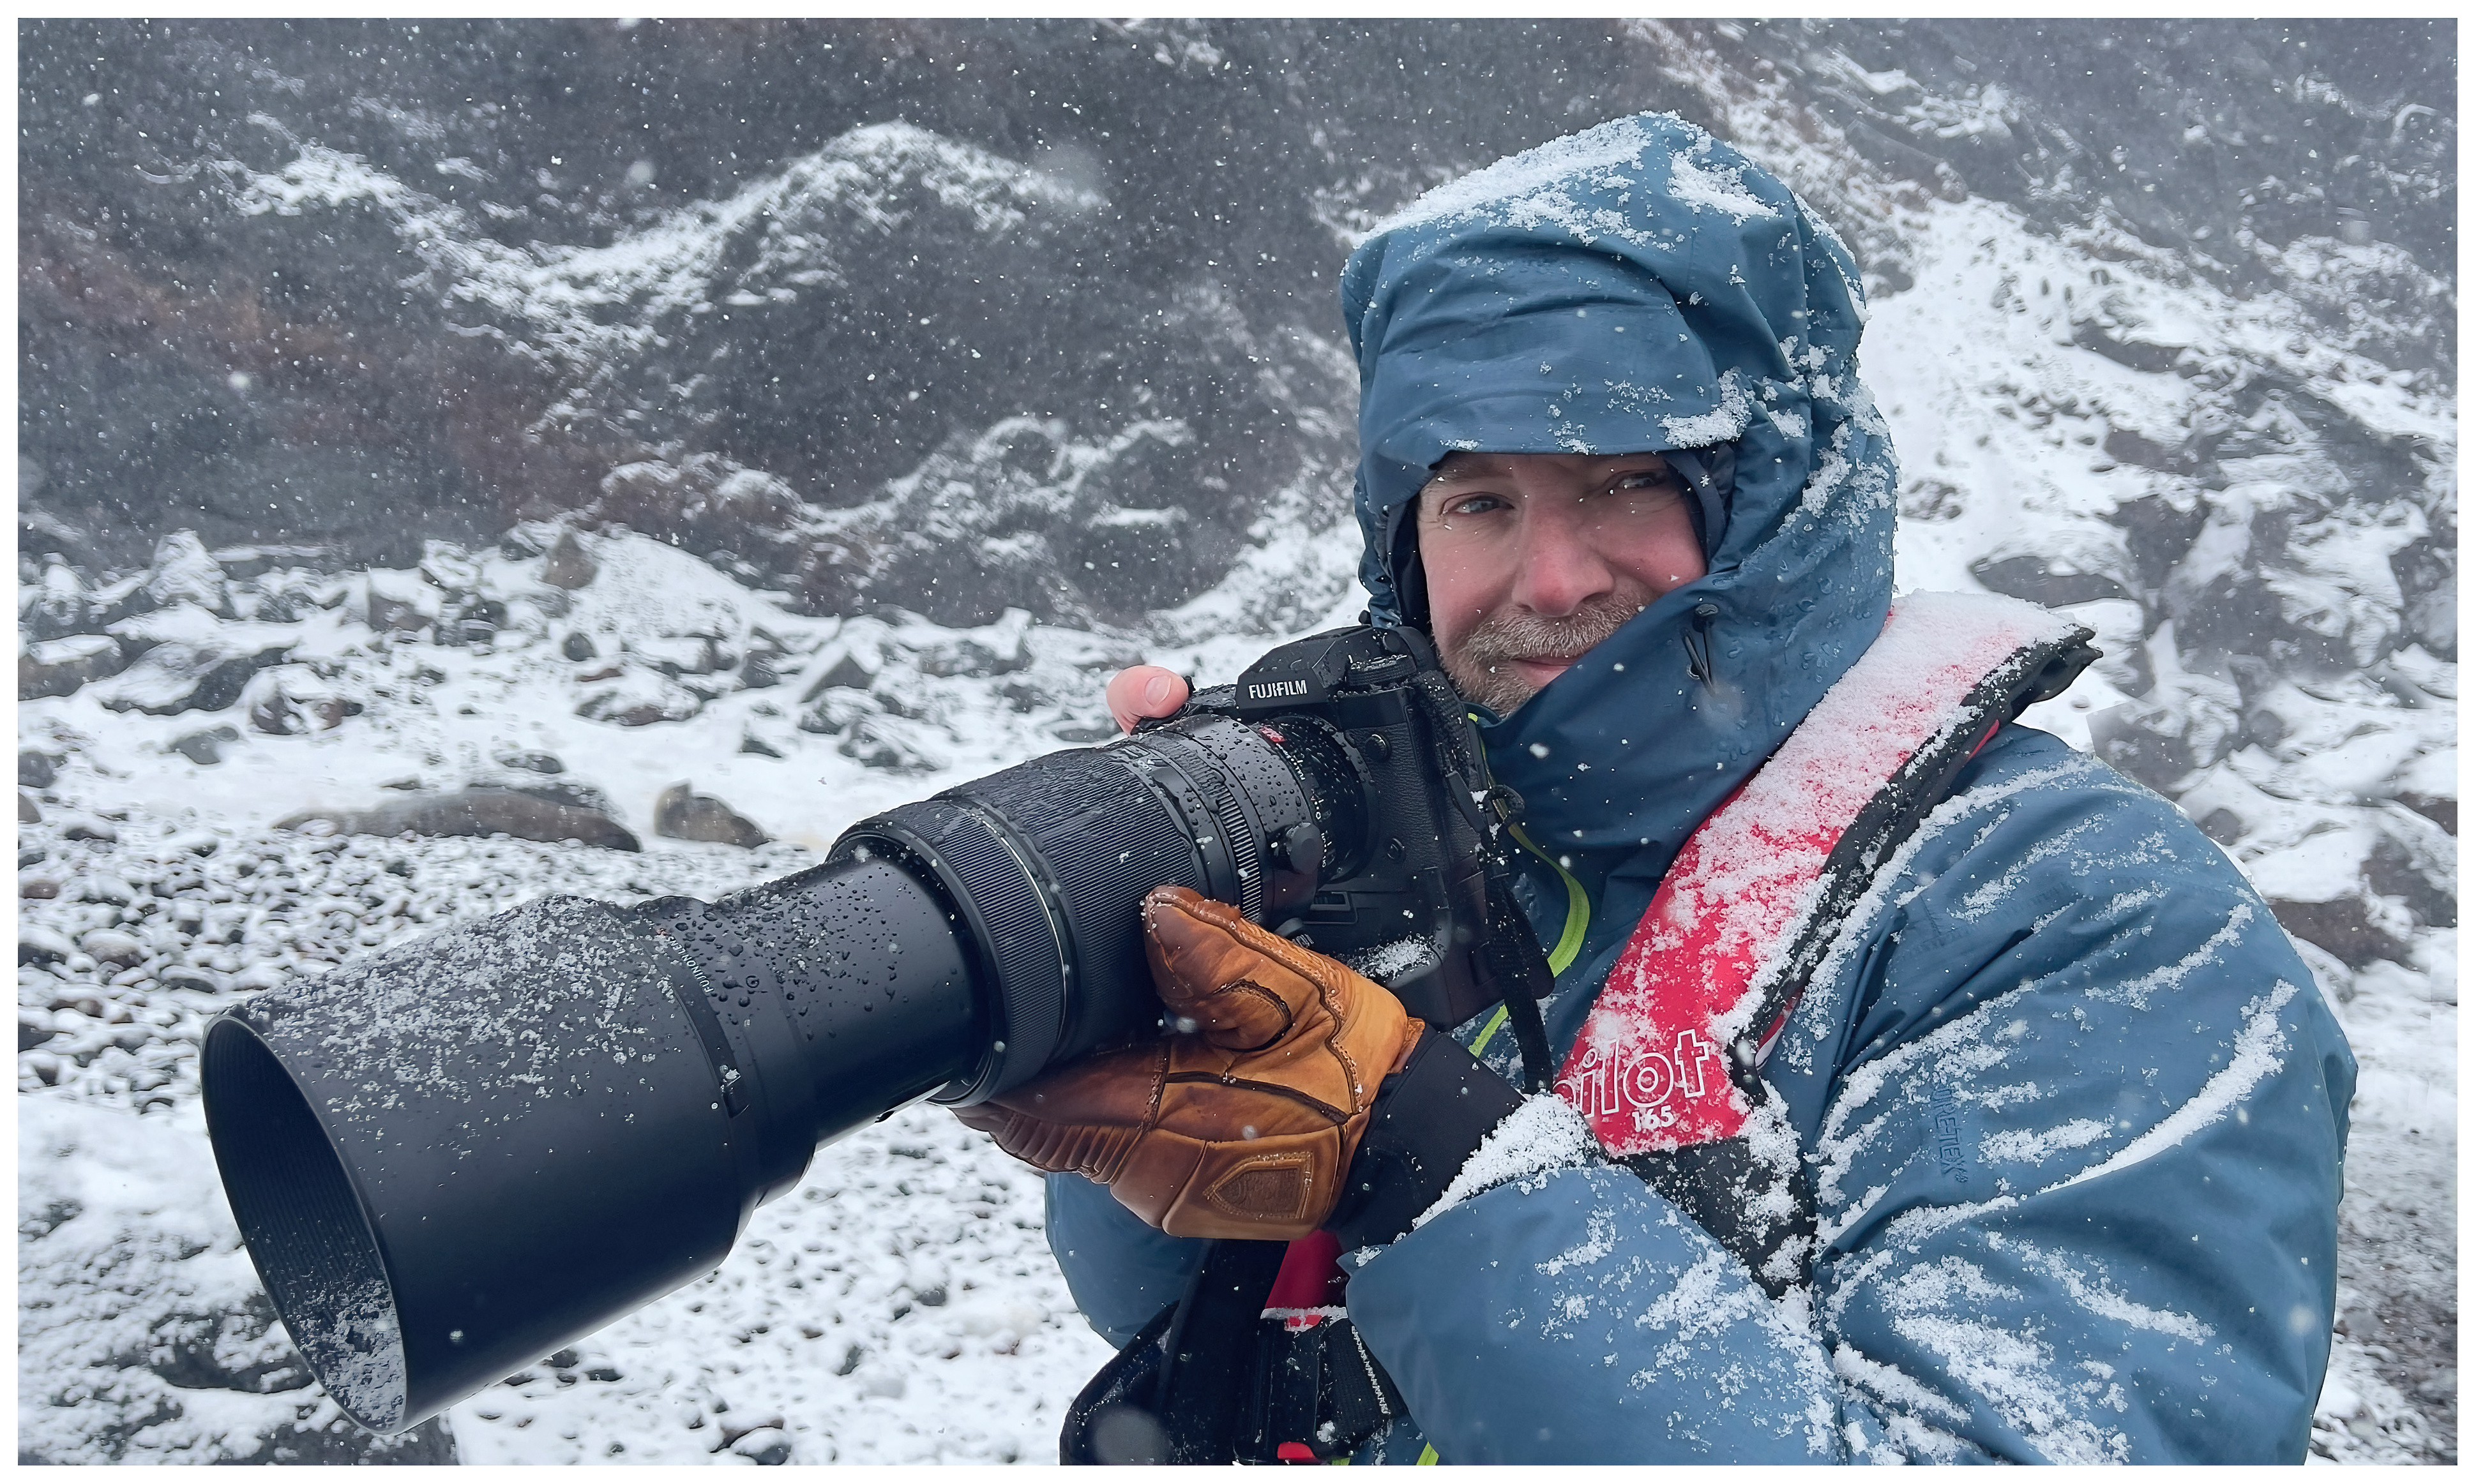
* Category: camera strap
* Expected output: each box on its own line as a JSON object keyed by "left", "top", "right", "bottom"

{"left": 1553, "top": 592, "right": 2095, "bottom": 1289}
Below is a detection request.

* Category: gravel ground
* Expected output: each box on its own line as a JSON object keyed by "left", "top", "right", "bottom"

{"left": 16, "top": 723, "right": 2454, "bottom": 1464}
{"left": 15, "top": 819, "right": 1117, "bottom": 1464}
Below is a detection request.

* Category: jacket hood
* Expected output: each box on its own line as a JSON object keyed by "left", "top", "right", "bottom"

{"left": 1340, "top": 112, "right": 1898, "bottom": 865}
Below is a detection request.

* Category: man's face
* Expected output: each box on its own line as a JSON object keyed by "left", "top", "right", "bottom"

{"left": 1415, "top": 451, "right": 1709, "bottom": 716}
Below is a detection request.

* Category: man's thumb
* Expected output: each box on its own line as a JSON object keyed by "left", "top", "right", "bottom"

{"left": 1140, "top": 885, "right": 1308, "bottom": 1052}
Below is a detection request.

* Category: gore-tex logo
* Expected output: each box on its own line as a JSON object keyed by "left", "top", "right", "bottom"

{"left": 1554, "top": 1030, "right": 1723, "bottom": 1127}
{"left": 1246, "top": 678, "right": 1311, "bottom": 700}
{"left": 1930, "top": 1083, "right": 1972, "bottom": 1187}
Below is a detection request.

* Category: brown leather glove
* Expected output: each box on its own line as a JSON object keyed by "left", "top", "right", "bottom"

{"left": 954, "top": 883, "right": 1424, "bottom": 1241}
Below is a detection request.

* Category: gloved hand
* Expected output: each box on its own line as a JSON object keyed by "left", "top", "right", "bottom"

{"left": 955, "top": 883, "right": 1425, "bottom": 1241}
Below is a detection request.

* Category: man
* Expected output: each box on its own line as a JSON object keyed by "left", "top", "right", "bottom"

{"left": 963, "top": 114, "right": 2355, "bottom": 1463}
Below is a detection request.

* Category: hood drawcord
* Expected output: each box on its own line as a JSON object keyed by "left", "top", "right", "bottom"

{"left": 1682, "top": 603, "right": 1721, "bottom": 686}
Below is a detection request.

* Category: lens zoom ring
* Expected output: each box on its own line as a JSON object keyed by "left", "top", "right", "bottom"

{"left": 955, "top": 752, "right": 1209, "bottom": 1050}
{"left": 895, "top": 801, "right": 1066, "bottom": 1084}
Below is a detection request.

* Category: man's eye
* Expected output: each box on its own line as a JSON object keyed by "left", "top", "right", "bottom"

{"left": 1444, "top": 494, "right": 1507, "bottom": 518}
{"left": 1615, "top": 469, "right": 1677, "bottom": 492}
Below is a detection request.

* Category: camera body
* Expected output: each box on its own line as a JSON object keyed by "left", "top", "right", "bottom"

{"left": 1206, "top": 622, "right": 1512, "bottom": 1024}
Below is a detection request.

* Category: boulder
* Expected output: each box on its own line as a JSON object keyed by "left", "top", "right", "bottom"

{"left": 730, "top": 1428, "right": 795, "bottom": 1465}
{"left": 99, "top": 645, "right": 262, "bottom": 716}
{"left": 2087, "top": 704, "right": 2196, "bottom": 793}
{"left": 502, "top": 777, "right": 620, "bottom": 816}
{"left": 279, "top": 786, "right": 640, "bottom": 851}
{"left": 637, "top": 635, "right": 729, "bottom": 678}
{"left": 2395, "top": 793, "right": 2456, "bottom": 836}
{"left": 73, "top": 873, "right": 138, "bottom": 906}
{"left": 1968, "top": 553, "right": 2134, "bottom": 608}
{"left": 494, "top": 750, "right": 566, "bottom": 775}
{"left": 241, "top": 664, "right": 358, "bottom": 737}
{"left": 95, "top": 607, "right": 297, "bottom": 717}
{"left": 2268, "top": 894, "right": 2412, "bottom": 970}
{"left": 2071, "top": 320, "right": 2187, "bottom": 375}
{"left": 20, "top": 560, "right": 88, "bottom": 643}
{"left": 159, "top": 965, "right": 225, "bottom": 994}
{"left": 439, "top": 600, "right": 504, "bottom": 648}
{"left": 306, "top": 697, "right": 363, "bottom": 730}
{"left": 914, "top": 611, "right": 1036, "bottom": 678}
{"left": 2248, "top": 826, "right": 2415, "bottom": 969}
{"left": 19, "top": 750, "right": 58, "bottom": 788}
{"left": 654, "top": 784, "right": 771, "bottom": 848}
{"left": 2367, "top": 816, "right": 2456, "bottom": 929}
{"left": 363, "top": 569, "right": 439, "bottom": 633}
{"left": 2387, "top": 747, "right": 2456, "bottom": 836}
{"left": 145, "top": 531, "right": 231, "bottom": 615}
{"left": 540, "top": 530, "right": 599, "bottom": 590}
{"left": 20, "top": 634, "right": 126, "bottom": 700}
{"left": 171, "top": 726, "right": 240, "bottom": 765}
{"left": 836, "top": 715, "right": 946, "bottom": 775}
{"left": 247, "top": 689, "right": 301, "bottom": 735}
{"left": 800, "top": 650, "right": 876, "bottom": 700}
{"left": 19, "top": 924, "right": 74, "bottom": 964}
{"left": 576, "top": 668, "right": 704, "bottom": 727}
{"left": 80, "top": 929, "right": 147, "bottom": 968}
{"left": 797, "top": 688, "right": 877, "bottom": 737}
{"left": 416, "top": 541, "right": 484, "bottom": 596}
{"left": 20, "top": 791, "right": 41, "bottom": 825}
{"left": 2194, "top": 807, "right": 2246, "bottom": 846}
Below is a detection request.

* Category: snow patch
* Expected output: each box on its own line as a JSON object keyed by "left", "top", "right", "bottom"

{"left": 2041, "top": 982, "right": 2300, "bottom": 1196}
{"left": 1414, "top": 1095, "right": 1601, "bottom": 1231}
{"left": 1979, "top": 1118, "right": 2108, "bottom": 1165}
{"left": 1343, "top": 935, "right": 1436, "bottom": 984}
{"left": 1830, "top": 1340, "right": 1970, "bottom": 1425}
{"left": 1657, "top": 366, "right": 1755, "bottom": 449}
{"left": 1665, "top": 140, "right": 1781, "bottom": 225}
{"left": 1369, "top": 114, "right": 1682, "bottom": 247}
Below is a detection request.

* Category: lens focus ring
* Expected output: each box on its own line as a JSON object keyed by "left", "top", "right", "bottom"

{"left": 850, "top": 799, "right": 1068, "bottom": 1102}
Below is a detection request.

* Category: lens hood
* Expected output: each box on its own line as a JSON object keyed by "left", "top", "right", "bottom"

{"left": 200, "top": 896, "right": 754, "bottom": 1433}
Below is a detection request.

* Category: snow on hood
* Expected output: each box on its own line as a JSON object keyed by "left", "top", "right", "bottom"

{"left": 1340, "top": 112, "right": 1896, "bottom": 864}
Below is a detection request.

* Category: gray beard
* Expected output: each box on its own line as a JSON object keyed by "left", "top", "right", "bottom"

{"left": 1439, "top": 592, "right": 1649, "bottom": 716}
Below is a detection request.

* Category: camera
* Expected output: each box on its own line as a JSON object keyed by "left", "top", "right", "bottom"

{"left": 200, "top": 624, "right": 1553, "bottom": 1434}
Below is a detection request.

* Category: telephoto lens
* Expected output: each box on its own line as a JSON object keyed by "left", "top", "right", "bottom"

{"left": 202, "top": 703, "right": 1367, "bottom": 1434}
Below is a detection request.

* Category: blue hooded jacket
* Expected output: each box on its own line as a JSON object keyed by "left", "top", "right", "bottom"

{"left": 1044, "top": 114, "right": 2353, "bottom": 1464}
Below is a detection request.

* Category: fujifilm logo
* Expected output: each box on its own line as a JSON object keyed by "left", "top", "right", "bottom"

{"left": 1246, "top": 679, "right": 1312, "bottom": 701}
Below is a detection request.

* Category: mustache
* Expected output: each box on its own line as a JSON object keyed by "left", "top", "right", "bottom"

{"left": 1456, "top": 595, "right": 1649, "bottom": 670}
{"left": 1443, "top": 593, "right": 1653, "bottom": 713}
